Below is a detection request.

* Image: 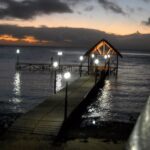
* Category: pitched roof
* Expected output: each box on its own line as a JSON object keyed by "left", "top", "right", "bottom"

{"left": 84, "top": 39, "right": 123, "bottom": 58}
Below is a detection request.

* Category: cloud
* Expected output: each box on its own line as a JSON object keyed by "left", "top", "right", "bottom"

{"left": 0, "top": 24, "right": 106, "bottom": 46}
{"left": 142, "top": 17, "right": 150, "bottom": 26}
{"left": 0, "top": 0, "right": 72, "bottom": 20}
{"left": 0, "top": 24, "right": 150, "bottom": 51}
{"left": 98, "top": 0, "right": 126, "bottom": 15}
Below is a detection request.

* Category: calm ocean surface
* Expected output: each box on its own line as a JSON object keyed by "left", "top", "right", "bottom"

{"left": 82, "top": 52, "right": 150, "bottom": 126}
{"left": 0, "top": 46, "right": 150, "bottom": 128}
{"left": 0, "top": 46, "right": 84, "bottom": 128}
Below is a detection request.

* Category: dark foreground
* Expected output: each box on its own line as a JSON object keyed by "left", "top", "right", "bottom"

{"left": 0, "top": 73, "right": 136, "bottom": 150}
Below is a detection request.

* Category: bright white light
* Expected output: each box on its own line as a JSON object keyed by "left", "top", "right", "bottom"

{"left": 57, "top": 51, "right": 63, "bottom": 56}
{"left": 79, "top": 56, "right": 84, "bottom": 61}
{"left": 64, "top": 72, "right": 71, "bottom": 80}
{"left": 92, "top": 120, "right": 96, "bottom": 125}
{"left": 53, "top": 61, "right": 58, "bottom": 68}
{"left": 108, "top": 54, "right": 110, "bottom": 58}
{"left": 16, "top": 49, "right": 20, "bottom": 54}
{"left": 91, "top": 54, "right": 95, "bottom": 58}
{"left": 94, "top": 59, "right": 99, "bottom": 65}
{"left": 104, "top": 55, "right": 108, "bottom": 59}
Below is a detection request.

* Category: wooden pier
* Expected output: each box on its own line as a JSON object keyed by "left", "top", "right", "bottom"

{"left": 0, "top": 75, "right": 96, "bottom": 149}
{"left": 0, "top": 39, "right": 123, "bottom": 149}
{"left": 15, "top": 39, "right": 122, "bottom": 76}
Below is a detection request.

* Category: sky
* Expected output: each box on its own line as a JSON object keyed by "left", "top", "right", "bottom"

{"left": 0, "top": 0, "right": 150, "bottom": 46}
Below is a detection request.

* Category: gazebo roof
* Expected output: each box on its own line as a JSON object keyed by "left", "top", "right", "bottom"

{"left": 84, "top": 39, "right": 123, "bottom": 58}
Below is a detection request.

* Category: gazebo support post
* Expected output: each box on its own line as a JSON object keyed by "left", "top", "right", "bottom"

{"left": 116, "top": 55, "right": 118, "bottom": 75}
{"left": 88, "top": 56, "right": 90, "bottom": 75}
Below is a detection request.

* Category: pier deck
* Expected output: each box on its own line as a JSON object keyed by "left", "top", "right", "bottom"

{"left": 0, "top": 75, "right": 95, "bottom": 149}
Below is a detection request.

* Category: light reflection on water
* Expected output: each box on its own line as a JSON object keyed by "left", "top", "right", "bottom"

{"left": 0, "top": 47, "right": 84, "bottom": 128}
{"left": 82, "top": 54, "right": 150, "bottom": 124}
{"left": 0, "top": 48, "right": 150, "bottom": 129}
{"left": 9, "top": 72, "right": 22, "bottom": 105}
{"left": 56, "top": 73, "right": 63, "bottom": 92}
{"left": 8, "top": 72, "right": 23, "bottom": 113}
{"left": 13, "top": 72, "right": 21, "bottom": 96}
{"left": 83, "top": 80, "right": 112, "bottom": 121}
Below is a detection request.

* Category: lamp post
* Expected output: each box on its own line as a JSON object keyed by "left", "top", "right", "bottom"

{"left": 94, "top": 59, "right": 99, "bottom": 84}
{"left": 50, "top": 57, "right": 53, "bottom": 66}
{"left": 53, "top": 61, "right": 58, "bottom": 94}
{"left": 79, "top": 56, "right": 84, "bottom": 77}
{"left": 57, "top": 51, "right": 63, "bottom": 67}
{"left": 63, "top": 71, "right": 71, "bottom": 121}
{"left": 107, "top": 54, "right": 110, "bottom": 74}
{"left": 16, "top": 49, "right": 20, "bottom": 64}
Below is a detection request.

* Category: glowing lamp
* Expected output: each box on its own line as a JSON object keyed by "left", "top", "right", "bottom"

{"left": 57, "top": 51, "right": 63, "bottom": 56}
{"left": 16, "top": 49, "right": 20, "bottom": 54}
{"left": 64, "top": 72, "right": 71, "bottom": 80}
{"left": 104, "top": 55, "right": 108, "bottom": 59}
{"left": 94, "top": 59, "right": 99, "bottom": 65}
{"left": 92, "top": 120, "right": 96, "bottom": 125}
{"left": 79, "top": 56, "right": 84, "bottom": 61}
{"left": 91, "top": 54, "right": 95, "bottom": 58}
{"left": 53, "top": 61, "right": 58, "bottom": 68}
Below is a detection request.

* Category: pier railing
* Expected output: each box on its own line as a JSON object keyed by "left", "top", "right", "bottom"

{"left": 127, "top": 96, "right": 150, "bottom": 150}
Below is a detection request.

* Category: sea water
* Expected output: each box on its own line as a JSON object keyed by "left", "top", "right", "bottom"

{"left": 82, "top": 52, "right": 150, "bottom": 125}
{"left": 0, "top": 46, "right": 150, "bottom": 130}
{"left": 0, "top": 46, "right": 84, "bottom": 129}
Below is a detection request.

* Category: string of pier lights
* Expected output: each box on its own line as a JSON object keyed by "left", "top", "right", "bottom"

{"left": 104, "top": 54, "right": 111, "bottom": 59}
{"left": 90, "top": 53, "right": 110, "bottom": 62}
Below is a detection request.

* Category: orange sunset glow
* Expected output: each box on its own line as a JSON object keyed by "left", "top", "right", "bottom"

{"left": 22, "top": 36, "right": 39, "bottom": 44}
{"left": 0, "top": 34, "right": 19, "bottom": 42}
{"left": 0, "top": 34, "right": 50, "bottom": 45}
